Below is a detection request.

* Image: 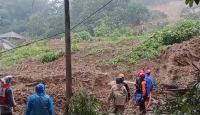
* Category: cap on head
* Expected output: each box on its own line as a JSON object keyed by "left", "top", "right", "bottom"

{"left": 146, "top": 69, "right": 151, "bottom": 74}
{"left": 118, "top": 73, "right": 125, "bottom": 78}
{"left": 116, "top": 77, "right": 123, "bottom": 84}
{"left": 139, "top": 72, "right": 145, "bottom": 77}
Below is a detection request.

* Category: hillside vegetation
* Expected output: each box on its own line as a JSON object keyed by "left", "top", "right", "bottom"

{"left": 1, "top": 0, "right": 200, "bottom": 114}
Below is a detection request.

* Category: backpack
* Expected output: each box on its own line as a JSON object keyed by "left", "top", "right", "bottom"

{"left": 113, "top": 85, "right": 127, "bottom": 106}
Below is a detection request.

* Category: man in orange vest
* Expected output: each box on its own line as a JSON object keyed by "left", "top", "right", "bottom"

{"left": 135, "top": 72, "right": 147, "bottom": 114}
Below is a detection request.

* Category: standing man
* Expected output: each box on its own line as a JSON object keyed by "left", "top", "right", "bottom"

{"left": 145, "top": 69, "right": 154, "bottom": 109}
{"left": 135, "top": 70, "right": 144, "bottom": 101}
{"left": 0, "top": 75, "right": 16, "bottom": 115}
{"left": 145, "top": 69, "right": 154, "bottom": 94}
{"left": 108, "top": 77, "right": 128, "bottom": 114}
{"left": 118, "top": 73, "right": 130, "bottom": 101}
{"left": 135, "top": 72, "right": 147, "bottom": 114}
{"left": 25, "top": 83, "right": 54, "bottom": 115}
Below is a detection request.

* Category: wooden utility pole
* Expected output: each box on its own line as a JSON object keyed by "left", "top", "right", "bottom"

{"left": 64, "top": 0, "right": 72, "bottom": 113}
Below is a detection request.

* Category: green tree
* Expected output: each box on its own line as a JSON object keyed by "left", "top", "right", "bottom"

{"left": 27, "top": 12, "right": 49, "bottom": 38}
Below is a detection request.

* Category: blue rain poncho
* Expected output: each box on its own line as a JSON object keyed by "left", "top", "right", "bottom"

{"left": 145, "top": 73, "right": 154, "bottom": 95}
{"left": 25, "top": 83, "right": 55, "bottom": 115}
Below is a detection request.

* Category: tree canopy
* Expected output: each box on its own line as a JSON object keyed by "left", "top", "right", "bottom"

{"left": 0, "top": 0, "right": 170, "bottom": 40}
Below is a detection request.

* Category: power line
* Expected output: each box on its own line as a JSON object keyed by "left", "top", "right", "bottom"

{"left": 71, "top": 0, "right": 114, "bottom": 30}
{"left": 0, "top": 0, "right": 114, "bottom": 55}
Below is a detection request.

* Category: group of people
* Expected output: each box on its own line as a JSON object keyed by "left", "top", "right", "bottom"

{"left": 0, "top": 69, "right": 153, "bottom": 115}
{"left": 0, "top": 75, "right": 54, "bottom": 115}
{"left": 108, "top": 69, "right": 154, "bottom": 115}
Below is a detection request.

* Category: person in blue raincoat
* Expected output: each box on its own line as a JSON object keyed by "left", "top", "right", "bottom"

{"left": 145, "top": 69, "right": 154, "bottom": 94}
{"left": 25, "top": 83, "right": 54, "bottom": 115}
{"left": 144, "top": 69, "right": 154, "bottom": 108}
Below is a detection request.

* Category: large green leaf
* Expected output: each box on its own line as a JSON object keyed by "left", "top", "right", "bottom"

{"left": 189, "top": 0, "right": 194, "bottom": 7}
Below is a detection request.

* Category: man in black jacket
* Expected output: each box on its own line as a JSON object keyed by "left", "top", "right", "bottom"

{"left": 118, "top": 74, "right": 130, "bottom": 101}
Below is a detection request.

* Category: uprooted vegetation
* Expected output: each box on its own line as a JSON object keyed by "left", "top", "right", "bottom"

{"left": 154, "top": 71, "right": 200, "bottom": 114}
{"left": 94, "top": 19, "right": 200, "bottom": 67}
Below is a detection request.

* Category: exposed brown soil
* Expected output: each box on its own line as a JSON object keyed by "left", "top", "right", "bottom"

{"left": 0, "top": 37, "right": 200, "bottom": 114}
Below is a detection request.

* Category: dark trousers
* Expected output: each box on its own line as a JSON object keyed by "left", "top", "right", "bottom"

{"left": 139, "top": 97, "right": 146, "bottom": 113}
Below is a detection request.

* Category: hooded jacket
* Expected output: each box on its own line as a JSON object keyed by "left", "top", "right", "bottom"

{"left": 25, "top": 83, "right": 54, "bottom": 115}
{"left": 0, "top": 76, "right": 15, "bottom": 114}
{"left": 145, "top": 73, "right": 154, "bottom": 95}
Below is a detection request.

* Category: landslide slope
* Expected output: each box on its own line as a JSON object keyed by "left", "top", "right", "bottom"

{"left": 0, "top": 37, "right": 200, "bottom": 114}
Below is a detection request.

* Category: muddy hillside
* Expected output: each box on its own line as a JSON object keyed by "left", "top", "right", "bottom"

{"left": 0, "top": 36, "right": 200, "bottom": 114}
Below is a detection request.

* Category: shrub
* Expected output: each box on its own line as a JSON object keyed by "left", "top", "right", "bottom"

{"left": 67, "top": 90, "right": 107, "bottom": 115}
{"left": 71, "top": 44, "right": 79, "bottom": 53}
{"left": 93, "top": 19, "right": 111, "bottom": 37}
{"left": 39, "top": 50, "right": 65, "bottom": 62}
{"left": 154, "top": 72, "right": 200, "bottom": 114}
{"left": 72, "top": 31, "right": 91, "bottom": 43}
{"left": 39, "top": 52, "right": 58, "bottom": 62}
{"left": 161, "top": 19, "right": 200, "bottom": 45}
{"left": 107, "top": 27, "right": 135, "bottom": 42}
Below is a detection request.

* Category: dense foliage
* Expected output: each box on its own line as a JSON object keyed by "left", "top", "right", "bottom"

{"left": 160, "top": 19, "right": 200, "bottom": 45}
{"left": 154, "top": 72, "right": 200, "bottom": 114}
{"left": 39, "top": 50, "right": 64, "bottom": 62}
{"left": 0, "top": 0, "right": 64, "bottom": 39}
{"left": 67, "top": 90, "right": 107, "bottom": 115}
{"left": 0, "top": 0, "right": 168, "bottom": 42}
{"left": 71, "top": 0, "right": 150, "bottom": 36}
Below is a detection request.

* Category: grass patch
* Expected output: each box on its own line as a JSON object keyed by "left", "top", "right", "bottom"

{"left": 85, "top": 49, "right": 105, "bottom": 57}
{"left": 0, "top": 42, "right": 64, "bottom": 68}
{"left": 95, "top": 56, "right": 122, "bottom": 66}
{"left": 0, "top": 42, "right": 51, "bottom": 68}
